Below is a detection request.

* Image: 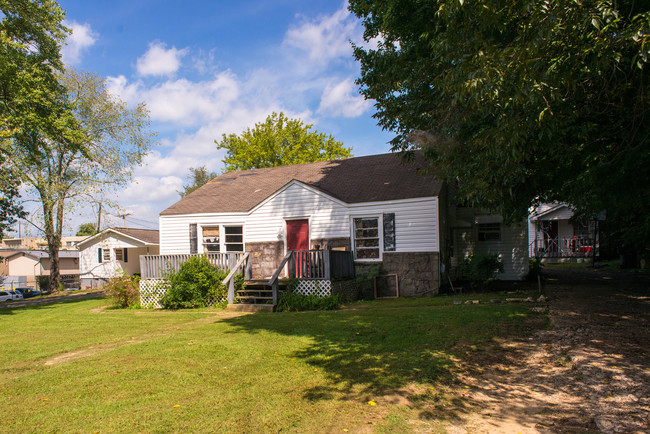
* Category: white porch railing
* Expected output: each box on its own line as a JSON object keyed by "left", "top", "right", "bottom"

{"left": 139, "top": 253, "right": 243, "bottom": 279}
{"left": 530, "top": 237, "right": 597, "bottom": 258}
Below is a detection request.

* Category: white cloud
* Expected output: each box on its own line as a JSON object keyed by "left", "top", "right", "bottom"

{"left": 119, "top": 175, "right": 184, "bottom": 204}
{"left": 284, "top": 3, "right": 361, "bottom": 64}
{"left": 136, "top": 42, "right": 188, "bottom": 76}
{"left": 317, "top": 78, "right": 370, "bottom": 118}
{"left": 61, "top": 21, "right": 97, "bottom": 65}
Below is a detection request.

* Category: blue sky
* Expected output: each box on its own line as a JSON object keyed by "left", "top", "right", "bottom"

{"left": 20, "top": 0, "right": 395, "bottom": 234}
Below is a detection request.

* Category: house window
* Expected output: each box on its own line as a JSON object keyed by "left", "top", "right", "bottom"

{"left": 102, "top": 249, "right": 111, "bottom": 261}
{"left": 353, "top": 217, "right": 380, "bottom": 260}
{"left": 115, "top": 249, "right": 123, "bottom": 261}
{"left": 202, "top": 226, "right": 220, "bottom": 252}
{"left": 224, "top": 226, "right": 244, "bottom": 252}
{"left": 478, "top": 223, "right": 501, "bottom": 241}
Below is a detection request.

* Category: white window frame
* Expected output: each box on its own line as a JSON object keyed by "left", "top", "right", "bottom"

{"left": 199, "top": 224, "right": 245, "bottom": 253}
{"left": 102, "top": 248, "right": 111, "bottom": 261}
{"left": 223, "top": 225, "right": 244, "bottom": 252}
{"left": 201, "top": 225, "right": 221, "bottom": 253}
{"left": 351, "top": 215, "right": 383, "bottom": 262}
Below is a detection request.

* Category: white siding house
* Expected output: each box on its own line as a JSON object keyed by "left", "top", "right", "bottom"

{"left": 78, "top": 228, "right": 159, "bottom": 288}
{"left": 158, "top": 153, "right": 528, "bottom": 296}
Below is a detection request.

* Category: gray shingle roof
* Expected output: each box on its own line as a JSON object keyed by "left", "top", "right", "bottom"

{"left": 161, "top": 152, "right": 442, "bottom": 216}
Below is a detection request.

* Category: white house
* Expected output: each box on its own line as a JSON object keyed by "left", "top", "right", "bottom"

{"left": 158, "top": 153, "right": 529, "bottom": 296}
{"left": 528, "top": 202, "right": 595, "bottom": 260}
{"left": 78, "top": 228, "right": 159, "bottom": 288}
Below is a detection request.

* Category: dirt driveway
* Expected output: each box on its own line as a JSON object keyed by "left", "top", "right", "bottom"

{"left": 447, "top": 267, "right": 649, "bottom": 433}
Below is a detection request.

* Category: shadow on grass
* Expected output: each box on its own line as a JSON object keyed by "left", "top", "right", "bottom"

{"left": 221, "top": 303, "right": 534, "bottom": 419}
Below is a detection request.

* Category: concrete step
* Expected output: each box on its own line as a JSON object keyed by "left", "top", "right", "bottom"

{"left": 226, "top": 303, "right": 274, "bottom": 312}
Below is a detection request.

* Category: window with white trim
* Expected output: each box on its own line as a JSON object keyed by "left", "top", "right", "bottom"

{"left": 224, "top": 226, "right": 243, "bottom": 252}
{"left": 478, "top": 223, "right": 501, "bottom": 241}
{"left": 353, "top": 217, "right": 380, "bottom": 260}
{"left": 202, "top": 226, "right": 220, "bottom": 252}
{"left": 102, "top": 248, "right": 111, "bottom": 261}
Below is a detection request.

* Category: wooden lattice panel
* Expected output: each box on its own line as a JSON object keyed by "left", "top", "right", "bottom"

{"left": 295, "top": 280, "right": 332, "bottom": 297}
{"left": 139, "top": 279, "right": 227, "bottom": 309}
{"left": 139, "top": 279, "right": 169, "bottom": 308}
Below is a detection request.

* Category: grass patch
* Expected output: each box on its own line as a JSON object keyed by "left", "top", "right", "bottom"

{"left": 1, "top": 294, "right": 543, "bottom": 432}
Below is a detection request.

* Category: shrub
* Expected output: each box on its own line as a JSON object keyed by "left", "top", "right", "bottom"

{"left": 354, "top": 264, "right": 384, "bottom": 299}
{"left": 104, "top": 275, "right": 141, "bottom": 308}
{"left": 526, "top": 258, "right": 545, "bottom": 281}
{"left": 160, "top": 256, "right": 228, "bottom": 309}
{"left": 276, "top": 285, "right": 341, "bottom": 312}
{"left": 460, "top": 253, "right": 504, "bottom": 289}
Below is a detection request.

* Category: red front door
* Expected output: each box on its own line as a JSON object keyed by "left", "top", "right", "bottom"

{"left": 286, "top": 219, "right": 309, "bottom": 277}
{"left": 286, "top": 219, "right": 309, "bottom": 251}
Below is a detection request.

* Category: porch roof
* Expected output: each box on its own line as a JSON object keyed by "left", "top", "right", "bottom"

{"left": 161, "top": 152, "right": 442, "bottom": 216}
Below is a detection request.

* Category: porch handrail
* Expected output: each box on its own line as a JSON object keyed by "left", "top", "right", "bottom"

{"left": 268, "top": 251, "right": 294, "bottom": 305}
{"left": 224, "top": 252, "right": 252, "bottom": 304}
{"left": 529, "top": 237, "right": 596, "bottom": 258}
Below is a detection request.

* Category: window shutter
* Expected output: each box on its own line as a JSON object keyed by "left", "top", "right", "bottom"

{"left": 383, "top": 213, "right": 396, "bottom": 252}
{"left": 189, "top": 223, "right": 198, "bottom": 254}
{"left": 123, "top": 248, "right": 128, "bottom": 263}
{"left": 98, "top": 248, "right": 102, "bottom": 263}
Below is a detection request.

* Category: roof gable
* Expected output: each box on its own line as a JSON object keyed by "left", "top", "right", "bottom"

{"left": 77, "top": 228, "right": 159, "bottom": 248}
{"left": 161, "top": 152, "right": 442, "bottom": 216}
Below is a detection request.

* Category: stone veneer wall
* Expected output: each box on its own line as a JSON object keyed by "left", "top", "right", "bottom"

{"left": 246, "top": 241, "right": 284, "bottom": 279}
{"left": 356, "top": 252, "right": 439, "bottom": 297}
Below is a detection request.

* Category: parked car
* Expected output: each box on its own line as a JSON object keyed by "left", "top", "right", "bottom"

{"left": 7, "top": 290, "right": 23, "bottom": 300}
{"left": 15, "top": 287, "right": 41, "bottom": 299}
{"left": 0, "top": 291, "right": 12, "bottom": 302}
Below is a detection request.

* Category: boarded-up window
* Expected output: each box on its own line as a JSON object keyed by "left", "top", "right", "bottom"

{"left": 189, "top": 223, "right": 198, "bottom": 254}
{"left": 202, "top": 226, "right": 220, "bottom": 252}
{"left": 383, "top": 213, "right": 395, "bottom": 252}
{"left": 353, "top": 217, "right": 380, "bottom": 260}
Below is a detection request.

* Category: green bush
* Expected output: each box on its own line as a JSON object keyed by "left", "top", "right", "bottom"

{"left": 459, "top": 253, "right": 504, "bottom": 288}
{"left": 526, "top": 258, "right": 545, "bottom": 281}
{"left": 276, "top": 288, "right": 341, "bottom": 312}
{"left": 354, "top": 264, "right": 384, "bottom": 299}
{"left": 104, "top": 275, "right": 141, "bottom": 308}
{"left": 161, "top": 256, "right": 228, "bottom": 309}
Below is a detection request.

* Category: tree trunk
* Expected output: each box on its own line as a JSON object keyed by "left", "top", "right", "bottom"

{"left": 42, "top": 196, "right": 63, "bottom": 293}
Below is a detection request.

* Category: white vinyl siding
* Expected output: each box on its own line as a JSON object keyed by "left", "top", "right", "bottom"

{"left": 79, "top": 233, "right": 158, "bottom": 279}
{"left": 159, "top": 182, "right": 440, "bottom": 255}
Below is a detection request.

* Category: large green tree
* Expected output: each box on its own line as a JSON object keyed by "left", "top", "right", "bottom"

{"left": 4, "top": 69, "right": 155, "bottom": 291}
{"left": 216, "top": 112, "right": 352, "bottom": 171}
{"left": 350, "top": 0, "right": 650, "bottom": 253}
{"left": 1, "top": 0, "right": 79, "bottom": 237}
{"left": 178, "top": 166, "right": 218, "bottom": 197}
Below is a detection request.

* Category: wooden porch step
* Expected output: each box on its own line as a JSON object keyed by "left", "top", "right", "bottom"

{"left": 226, "top": 303, "right": 274, "bottom": 312}
{"left": 235, "top": 296, "right": 273, "bottom": 301}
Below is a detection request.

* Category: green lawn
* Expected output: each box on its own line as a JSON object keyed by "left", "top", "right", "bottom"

{"left": 1, "top": 294, "right": 543, "bottom": 432}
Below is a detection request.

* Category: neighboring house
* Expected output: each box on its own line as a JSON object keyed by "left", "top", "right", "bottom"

{"left": 5, "top": 250, "right": 80, "bottom": 288}
{"left": 78, "top": 228, "right": 160, "bottom": 288}
{"left": 0, "top": 236, "right": 88, "bottom": 251}
{"left": 528, "top": 203, "right": 596, "bottom": 260}
{"left": 158, "top": 153, "right": 528, "bottom": 297}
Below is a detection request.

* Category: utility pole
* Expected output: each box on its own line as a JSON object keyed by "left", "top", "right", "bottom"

{"left": 117, "top": 212, "right": 131, "bottom": 228}
{"left": 96, "top": 202, "right": 102, "bottom": 232}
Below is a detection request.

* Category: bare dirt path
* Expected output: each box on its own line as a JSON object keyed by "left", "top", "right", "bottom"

{"left": 446, "top": 267, "right": 650, "bottom": 433}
